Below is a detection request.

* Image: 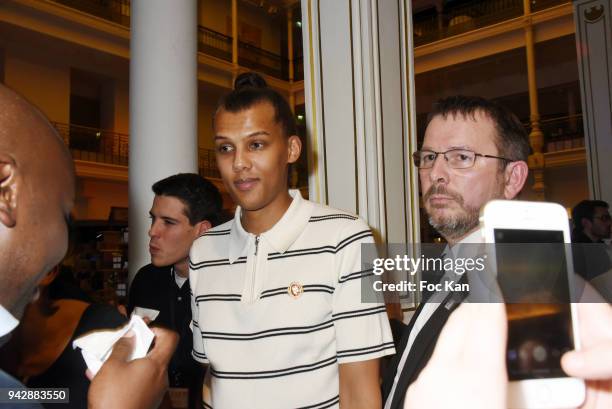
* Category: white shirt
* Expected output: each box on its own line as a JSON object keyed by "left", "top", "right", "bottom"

{"left": 172, "top": 269, "right": 188, "bottom": 289}
{"left": 384, "top": 228, "right": 484, "bottom": 409}
{"left": 190, "top": 190, "right": 395, "bottom": 409}
{"left": 0, "top": 304, "right": 19, "bottom": 344}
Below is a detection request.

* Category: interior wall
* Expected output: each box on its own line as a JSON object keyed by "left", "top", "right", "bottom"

{"left": 74, "top": 178, "right": 129, "bottom": 221}
{"left": 4, "top": 52, "right": 70, "bottom": 123}
{"left": 0, "top": 24, "right": 129, "bottom": 131}
{"left": 100, "top": 78, "right": 115, "bottom": 131}
{"left": 198, "top": 97, "right": 216, "bottom": 150}
{"left": 199, "top": 0, "right": 283, "bottom": 54}
{"left": 535, "top": 35, "right": 579, "bottom": 91}
{"left": 114, "top": 79, "right": 130, "bottom": 134}
{"left": 198, "top": 84, "right": 227, "bottom": 150}
{"left": 415, "top": 47, "right": 528, "bottom": 116}
{"left": 200, "top": 0, "right": 232, "bottom": 35}
{"left": 544, "top": 166, "right": 589, "bottom": 210}
{"left": 237, "top": 4, "right": 283, "bottom": 54}
{"left": 416, "top": 35, "right": 581, "bottom": 120}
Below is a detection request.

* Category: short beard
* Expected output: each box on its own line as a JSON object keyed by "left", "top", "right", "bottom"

{"left": 425, "top": 179, "right": 504, "bottom": 242}
{"left": 428, "top": 206, "right": 480, "bottom": 242}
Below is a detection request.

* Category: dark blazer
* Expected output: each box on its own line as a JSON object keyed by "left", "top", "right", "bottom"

{"left": 382, "top": 290, "right": 464, "bottom": 409}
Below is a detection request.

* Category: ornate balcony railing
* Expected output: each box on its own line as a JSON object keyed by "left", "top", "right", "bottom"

{"left": 540, "top": 114, "right": 585, "bottom": 153}
{"left": 53, "top": 122, "right": 221, "bottom": 178}
{"left": 412, "top": 0, "right": 570, "bottom": 47}
{"left": 52, "top": 0, "right": 130, "bottom": 26}
{"left": 531, "top": 0, "right": 569, "bottom": 13}
{"left": 522, "top": 114, "right": 585, "bottom": 154}
{"left": 198, "top": 148, "right": 221, "bottom": 179}
{"left": 198, "top": 26, "right": 233, "bottom": 62}
{"left": 49, "top": 1, "right": 300, "bottom": 82}
{"left": 53, "top": 122, "right": 129, "bottom": 166}
{"left": 239, "top": 41, "right": 288, "bottom": 80}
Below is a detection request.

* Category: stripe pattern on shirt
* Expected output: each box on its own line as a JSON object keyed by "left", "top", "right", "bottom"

{"left": 189, "top": 196, "right": 395, "bottom": 408}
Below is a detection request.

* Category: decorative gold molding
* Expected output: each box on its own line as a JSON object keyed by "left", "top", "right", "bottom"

{"left": 584, "top": 5, "right": 605, "bottom": 22}
{"left": 543, "top": 147, "right": 587, "bottom": 168}
{"left": 305, "top": 0, "right": 322, "bottom": 203}
{"left": 1, "top": 0, "right": 130, "bottom": 57}
{"left": 5, "top": 0, "right": 298, "bottom": 93}
{"left": 74, "top": 160, "right": 127, "bottom": 182}
{"left": 414, "top": 2, "right": 573, "bottom": 58}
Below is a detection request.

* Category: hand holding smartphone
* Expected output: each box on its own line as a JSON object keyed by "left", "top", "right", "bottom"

{"left": 481, "top": 200, "right": 585, "bottom": 409}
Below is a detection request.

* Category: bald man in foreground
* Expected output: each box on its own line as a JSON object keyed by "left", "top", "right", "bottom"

{"left": 0, "top": 84, "right": 177, "bottom": 409}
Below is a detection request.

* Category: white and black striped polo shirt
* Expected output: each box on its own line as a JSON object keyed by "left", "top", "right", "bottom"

{"left": 189, "top": 190, "right": 395, "bottom": 408}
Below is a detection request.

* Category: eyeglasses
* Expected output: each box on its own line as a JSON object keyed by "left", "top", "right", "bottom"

{"left": 412, "top": 149, "right": 513, "bottom": 169}
{"left": 594, "top": 214, "right": 611, "bottom": 222}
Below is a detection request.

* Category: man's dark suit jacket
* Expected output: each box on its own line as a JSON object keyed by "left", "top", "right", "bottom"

{"left": 382, "top": 291, "right": 463, "bottom": 409}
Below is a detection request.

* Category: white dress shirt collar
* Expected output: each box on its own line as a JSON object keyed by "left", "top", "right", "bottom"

{"left": 0, "top": 304, "right": 19, "bottom": 339}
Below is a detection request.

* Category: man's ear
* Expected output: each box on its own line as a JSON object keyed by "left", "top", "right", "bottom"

{"left": 0, "top": 154, "right": 18, "bottom": 228}
{"left": 581, "top": 217, "right": 592, "bottom": 231}
{"left": 39, "top": 266, "right": 60, "bottom": 287}
{"left": 195, "top": 220, "right": 212, "bottom": 236}
{"left": 503, "top": 160, "right": 529, "bottom": 200}
{"left": 287, "top": 135, "right": 302, "bottom": 164}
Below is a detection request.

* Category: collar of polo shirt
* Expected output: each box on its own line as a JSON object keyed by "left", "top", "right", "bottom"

{"left": 228, "top": 189, "right": 313, "bottom": 263}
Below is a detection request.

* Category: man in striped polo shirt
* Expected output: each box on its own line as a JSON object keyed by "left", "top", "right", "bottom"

{"left": 189, "top": 72, "right": 395, "bottom": 408}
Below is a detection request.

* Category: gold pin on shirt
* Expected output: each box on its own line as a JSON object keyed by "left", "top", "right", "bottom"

{"left": 287, "top": 282, "right": 304, "bottom": 298}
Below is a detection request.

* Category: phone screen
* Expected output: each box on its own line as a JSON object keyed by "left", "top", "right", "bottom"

{"left": 494, "top": 228, "right": 574, "bottom": 381}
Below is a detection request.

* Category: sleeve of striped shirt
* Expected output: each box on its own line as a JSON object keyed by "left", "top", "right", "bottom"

{"left": 332, "top": 218, "right": 396, "bottom": 364}
{"left": 189, "top": 245, "right": 209, "bottom": 364}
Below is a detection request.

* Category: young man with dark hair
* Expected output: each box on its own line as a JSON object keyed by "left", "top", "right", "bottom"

{"left": 190, "top": 72, "right": 395, "bottom": 408}
{"left": 128, "top": 173, "right": 223, "bottom": 409}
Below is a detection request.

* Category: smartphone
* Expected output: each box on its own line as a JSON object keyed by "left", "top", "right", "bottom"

{"left": 481, "top": 200, "right": 585, "bottom": 409}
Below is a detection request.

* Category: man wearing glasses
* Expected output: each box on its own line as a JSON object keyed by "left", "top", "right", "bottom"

{"left": 571, "top": 200, "right": 611, "bottom": 286}
{"left": 382, "top": 95, "right": 529, "bottom": 409}
{"left": 572, "top": 200, "right": 611, "bottom": 246}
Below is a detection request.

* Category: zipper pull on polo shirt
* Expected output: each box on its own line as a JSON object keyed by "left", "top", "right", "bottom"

{"left": 242, "top": 234, "right": 266, "bottom": 304}
{"left": 254, "top": 235, "right": 260, "bottom": 255}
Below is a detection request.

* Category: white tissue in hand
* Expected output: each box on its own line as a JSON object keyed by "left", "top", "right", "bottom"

{"left": 132, "top": 306, "right": 160, "bottom": 321}
{"left": 72, "top": 314, "right": 154, "bottom": 376}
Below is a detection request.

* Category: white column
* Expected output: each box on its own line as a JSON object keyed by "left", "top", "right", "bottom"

{"left": 574, "top": 0, "right": 612, "bottom": 204}
{"left": 129, "top": 0, "right": 198, "bottom": 282}
{"left": 301, "top": 0, "right": 420, "bottom": 245}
